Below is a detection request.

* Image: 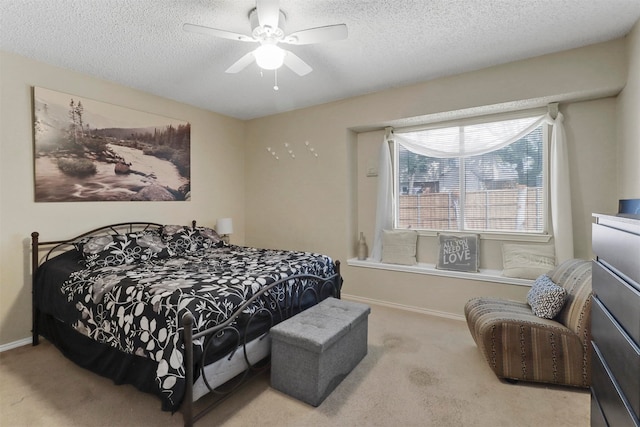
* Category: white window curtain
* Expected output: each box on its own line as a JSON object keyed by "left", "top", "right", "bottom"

{"left": 549, "top": 112, "right": 574, "bottom": 263}
{"left": 370, "top": 110, "right": 574, "bottom": 264}
{"left": 370, "top": 128, "right": 394, "bottom": 261}
{"left": 393, "top": 115, "right": 543, "bottom": 158}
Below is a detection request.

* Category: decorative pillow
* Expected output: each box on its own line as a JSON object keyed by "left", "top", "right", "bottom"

{"left": 502, "top": 243, "right": 556, "bottom": 279}
{"left": 82, "top": 231, "right": 169, "bottom": 267}
{"left": 436, "top": 234, "right": 479, "bottom": 272}
{"left": 527, "top": 274, "right": 567, "bottom": 319}
{"left": 73, "top": 235, "right": 93, "bottom": 253}
{"left": 196, "top": 226, "right": 223, "bottom": 247}
{"left": 381, "top": 229, "right": 418, "bottom": 266}
{"left": 161, "top": 225, "right": 223, "bottom": 255}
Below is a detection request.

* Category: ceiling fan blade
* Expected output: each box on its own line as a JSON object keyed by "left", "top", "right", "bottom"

{"left": 225, "top": 51, "right": 256, "bottom": 73}
{"left": 257, "top": 0, "right": 280, "bottom": 30}
{"left": 283, "top": 50, "right": 312, "bottom": 76}
{"left": 283, "top": 24, "right": 348, "bottom": 45}
{"left": 183, "top": 23, "right": 255, "bottom": 42}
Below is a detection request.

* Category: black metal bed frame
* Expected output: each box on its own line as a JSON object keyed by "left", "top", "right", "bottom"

{"left": 31, "top": 221, "right": 342, "bottom": 426}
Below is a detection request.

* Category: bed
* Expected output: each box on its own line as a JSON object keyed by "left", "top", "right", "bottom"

{"left": 31, "top": 221, "right": 342, "bottom": 426}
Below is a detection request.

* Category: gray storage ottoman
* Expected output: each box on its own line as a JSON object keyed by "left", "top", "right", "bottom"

{"left": 270, "top": 297, "right": 371, "bottom": 406}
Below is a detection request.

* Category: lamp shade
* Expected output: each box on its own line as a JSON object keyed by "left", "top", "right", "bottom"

{"left": 216, "top": 218, "right": 233, "bottom": 235}
{"left": 254, "top": 44, "right": 285, "bottom": 70}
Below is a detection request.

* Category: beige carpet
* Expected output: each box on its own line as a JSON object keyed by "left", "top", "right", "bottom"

{"left": 0, "top": 303, "right": 589, "bottom": 426}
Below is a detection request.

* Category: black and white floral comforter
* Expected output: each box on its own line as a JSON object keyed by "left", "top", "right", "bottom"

{"left": 35, "top": 243, "right": 335, "bottom": 410}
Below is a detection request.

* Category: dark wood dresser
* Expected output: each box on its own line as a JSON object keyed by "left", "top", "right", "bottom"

{"left": 591, "top": 213, "right": 640, "bottom": 427}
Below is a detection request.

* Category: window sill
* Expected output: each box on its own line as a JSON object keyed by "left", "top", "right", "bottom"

{"left": 346, "top": 258, "right": 533, "bottom": 287}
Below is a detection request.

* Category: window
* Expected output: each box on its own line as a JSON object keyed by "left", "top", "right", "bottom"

{"left": 393, "top": 114, "right": 547, "bottom": 234}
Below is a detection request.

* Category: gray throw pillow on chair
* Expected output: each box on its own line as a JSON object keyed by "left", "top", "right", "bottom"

{"left": 527, "top": 274, "right": 566, "bottom": 319}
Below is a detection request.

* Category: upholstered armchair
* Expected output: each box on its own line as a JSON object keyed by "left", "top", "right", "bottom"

{"left": 464, "top": 259, "right": 593, "bottom": 388}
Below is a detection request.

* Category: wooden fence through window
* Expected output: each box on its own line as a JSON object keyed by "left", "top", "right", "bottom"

{"left": 397, "top": 187, "right": 543, "bottom": 232}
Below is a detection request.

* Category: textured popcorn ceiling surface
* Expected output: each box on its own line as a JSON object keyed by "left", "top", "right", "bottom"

{"left": 1, "top": 0, "right": 639, "bottom": 120}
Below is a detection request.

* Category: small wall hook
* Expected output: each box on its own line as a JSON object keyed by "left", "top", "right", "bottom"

{"left": 266, "top": 146, "right": 279, "bottom": 160}
{"left": 284, "top": 143, "right": 295, "bottom": 159}
{"left": 305, "top": 141, "right": 319, "bottom": 158}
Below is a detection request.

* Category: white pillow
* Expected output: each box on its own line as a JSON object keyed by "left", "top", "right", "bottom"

{"left": 381, "top": 229, "right": 418, "bottom": 265}
{"left": 502, "top": 243, "right": 555, "bottom": 279}
{"left": 527, "top": 275, "right": 566, "bottom": 319}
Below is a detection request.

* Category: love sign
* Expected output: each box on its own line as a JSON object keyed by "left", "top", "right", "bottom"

{"left": 436, "top": 234, "right": 479, "bottom": 272}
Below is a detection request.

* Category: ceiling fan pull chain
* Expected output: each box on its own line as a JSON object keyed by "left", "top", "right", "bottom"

{"left": 273, "top": 69, "right": 279, "bottom": 91}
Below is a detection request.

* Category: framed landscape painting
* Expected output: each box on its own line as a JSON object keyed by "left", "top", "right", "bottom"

{"left": 33, "top": 87, "right": 191, "bottom": 202}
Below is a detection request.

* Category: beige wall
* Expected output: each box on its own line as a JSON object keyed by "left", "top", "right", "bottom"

{"left": 245, "top": 38, "right": 627, "bottom": 316}
{"left": 0, "top": 52, "right": 246, "bottom": 345}
{"left": 617, "top": 20, "right": 640, "bottom": 198}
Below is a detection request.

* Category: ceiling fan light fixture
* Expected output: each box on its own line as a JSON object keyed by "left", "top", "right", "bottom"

{"left": 183, "top": 0, "right": 348, "bottom": 76}
{"left": 254, "top": 44, "right": 285, "bottom": 70}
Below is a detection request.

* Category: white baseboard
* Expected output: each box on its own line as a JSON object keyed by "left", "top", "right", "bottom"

{"left": 0, "top": 337, "right": 32, "bottom": 353}
{"left": 341, "top": 293, "right": 466, "bottom": 322}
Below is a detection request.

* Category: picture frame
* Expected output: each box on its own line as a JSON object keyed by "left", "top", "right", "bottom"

{"left": 436, "top": 234, "right": 479, "bottom": 272}
{"left": 33, "top": 87, "right": 191, "bottom": 202}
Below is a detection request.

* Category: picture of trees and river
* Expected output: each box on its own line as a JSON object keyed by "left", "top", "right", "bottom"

{"left": 33, "top": 87, "right": 190, "bottom": 202}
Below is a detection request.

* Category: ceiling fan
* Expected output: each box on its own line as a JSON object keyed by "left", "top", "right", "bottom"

{"left": 183, "top": 0, "right": 348, "bottom": 76}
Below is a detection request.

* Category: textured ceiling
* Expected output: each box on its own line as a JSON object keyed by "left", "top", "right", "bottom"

{"left": 1, "top": 0, "right": 639, "bottom": 120}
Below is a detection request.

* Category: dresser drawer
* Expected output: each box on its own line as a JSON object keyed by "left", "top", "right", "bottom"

{"left": 592, "top": 298, "right": 640, "bottom": 420}
{"left": 593, "top": 261, "right": 640, "bottom": 344}
{"left": 591, "top": 391, "right": 609, "bottom": 427}
{"left": 591, "top": 344, "right": 640, "bottom": 427}
{"left": 593, "top": 223, "right": 640, "bottom": 285}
